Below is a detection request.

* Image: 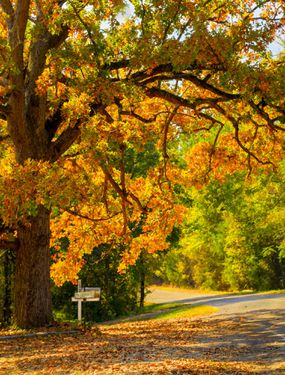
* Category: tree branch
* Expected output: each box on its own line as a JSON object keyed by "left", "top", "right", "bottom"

{"left": 63, "top": 208, "right": 121, "bottom": 224}
{"left": 249, "top": 100, "right": 281, "bottom": 132}
{"left": 45, "top": 104, "right": 63, "bottom": 141}
{"left": 50, "top": 121, "right": 81, "bottom": 162}
{"left": 146, "top": 87, "right": 230, "bottom": 109}
{"left": 233, "top": 124, "right": 274, "bottom": 167}
{"left": 103, "top": 60, "right": 130, "bottom": 71}
{"left": 130, "top": 62, "right": 226, "bottom": 83}
{"left": 208, "top": 124, "right": 224, "bottom": 174}
{"left": 161, "top": 0, "right": 182, "bottom": 45}
{"left": 119, "top": 145, "right": 128, "bottom": 234}
{"left": 159, "top": 106, "right": 179, "bottom": 189}
{"left": 140, "top": 72, "right": 241, "bottom": 100}
{"left": 0, "top": 238, "right": 19, "bottom": 251}
{"left": 26, "top": 24, "right": 69, "bottom": 99}
{"left": 121, "top": 110, "right": 163, "bottom": 123}
{"left": 70, "top": 3, "right": 99, "bottom": 59}
{"left": 100, "top": 163, "right": 133, "bottom": 206}
{"left": 8, "top": 0, "right": 30, "bottom": 73}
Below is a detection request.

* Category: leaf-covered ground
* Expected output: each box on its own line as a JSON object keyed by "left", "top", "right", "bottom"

{"left": 1, "top": 313, "right": 284, "bottom": 374}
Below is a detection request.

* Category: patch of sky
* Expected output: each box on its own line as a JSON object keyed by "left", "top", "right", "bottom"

{"left": 116, "top": 0, "right": 135, "bottom": 23}
{"left": 269, "top": 38, "right": 284, "bottom": 57}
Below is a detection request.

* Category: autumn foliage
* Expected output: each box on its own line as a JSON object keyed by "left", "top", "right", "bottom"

{"left": 0, "top": 0, "right": 284, "bottom": 325}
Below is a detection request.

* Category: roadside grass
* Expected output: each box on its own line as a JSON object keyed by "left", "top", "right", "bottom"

{"left": 261, "top": 289, "right": 285, "bottom": 294}
{"left": 148, "top": 285, "right": 285, "bottom": 295}
{"left": 142, "top": 302, "right": 185, "bottom": 313}
{"left": 124, "top": 303, "right": 218, "bottom": 323}
{"left": 153, "top": 305, "right": 218, "bottom": 320}
{"left": 149, "top": 285, "right": 228, "bottom": 294}
{"left": 100, "top": 302, "right": 218, "bottom": 325}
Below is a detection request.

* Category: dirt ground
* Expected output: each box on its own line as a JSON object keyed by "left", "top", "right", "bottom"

{"left": 1, "top": 311, "right": 285, "bottom": 374}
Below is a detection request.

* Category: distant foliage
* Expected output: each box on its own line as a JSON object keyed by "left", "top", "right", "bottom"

{"left": 157, "top": 164, "right": 285, "bottom": 291}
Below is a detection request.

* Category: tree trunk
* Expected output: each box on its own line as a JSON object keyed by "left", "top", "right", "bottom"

{"left": 139, "top": 255, "right": 145, "bottom": 309}
{"left": 3, "top": 249, "right": 14, "bottom": 325}
{"left": 14, "top": 206, "right": 52, "bottom": 328}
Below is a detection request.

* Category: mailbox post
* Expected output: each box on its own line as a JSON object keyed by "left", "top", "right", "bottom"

{"left": 72, "top": 279, "right": 101, "bottom": 322}
{"left": 77, "top": 279, "right": 82, "bottom": 321}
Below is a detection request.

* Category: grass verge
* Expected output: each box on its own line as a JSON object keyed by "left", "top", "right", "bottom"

{"left": 142, "top": 302, "right": 185, "bottom": 313}
{"left": 153, "top": 305, "right": 218, "bottom": 320}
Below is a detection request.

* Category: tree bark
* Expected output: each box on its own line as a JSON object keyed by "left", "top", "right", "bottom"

{"left": 14, "top": 206, "right": 52, "bottom": 328}
{"left": 0, "top": 2, "right": 74, "bottom": 328}
{"left": 3, "top": 249, "right": 14, "bottom": 325}
{"left": 139, "top": 254, "right": 145, "bottom": 309}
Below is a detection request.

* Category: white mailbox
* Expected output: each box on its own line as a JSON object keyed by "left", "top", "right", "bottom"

{"left": 72, "top": 280, "right": 101, "bottom": 321}
{"left": 73, "top": 288, "right": 100, "bottom": 301}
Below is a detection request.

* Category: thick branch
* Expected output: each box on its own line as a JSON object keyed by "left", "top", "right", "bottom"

{"left": 141, "top": 73, "right": 241, "bottom": 100}
{"left": 50, "top": 121, "right": 81, "bottom": 162}
{"left": 130, "top": 62, "right": 226, "bottom": 83}
{"left": 103, "top": 60, "right": 130, "bottom": 71}
{"left": 121, "top": 110, "right": 162, "bottom": 123}
{"left": 146, "top": 87, "right": 229, "bottom": 109}
{"left": 26, "top": 24, "right": 69, "bottom": 98}
{"left": 45, "top": 104, "right": 63, "bottom": 141}
{"left": 146, "top": 87, "right": 196, "bottom": 108}
{"left": 7, "top": 0, "right": 29, "bottom": 79}
{"left": 0, "top": 238, "right": 19, "bottom": 250}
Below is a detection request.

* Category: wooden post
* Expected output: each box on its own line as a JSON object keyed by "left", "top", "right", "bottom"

{"left": 72, "top": 281, "right": 100, "bottom": 322}
{"left": 78, "top": 300, "right": 82, "bottom": 321}
{"left": 78, "top": 279, "right": 82, "bottom": 292}
{"left": 77, "top": 279, "right": 82, "bottom": 321}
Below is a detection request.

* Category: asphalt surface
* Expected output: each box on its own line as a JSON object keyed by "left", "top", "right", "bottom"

{"left": 146, "top": 287, "right": 285, "bottom": 373}
{"left": 146, "top": 287, "right": 285, "bottom": 317}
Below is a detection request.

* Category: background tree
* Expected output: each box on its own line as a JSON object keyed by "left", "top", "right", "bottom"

{"left": 157, "top": 163, "right": 285, "bottom": 291}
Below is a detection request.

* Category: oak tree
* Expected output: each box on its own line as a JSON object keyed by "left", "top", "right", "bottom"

{"left": 0, "top": 0, "right": 284, "bottom": 327}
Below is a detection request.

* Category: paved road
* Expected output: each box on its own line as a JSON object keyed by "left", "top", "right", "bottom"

{"left": 146, "top": 287, "right": 285, "bottom": 373}
{"left": 146, "top": 287, "right": 285, "bottom": 317}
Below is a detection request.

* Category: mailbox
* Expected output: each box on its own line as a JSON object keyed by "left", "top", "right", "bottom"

{"left": 72, "top": 280, "right": 101, "bottom": 321}
{"left": 74, "top": 288, "right": 100, "bottom": 300}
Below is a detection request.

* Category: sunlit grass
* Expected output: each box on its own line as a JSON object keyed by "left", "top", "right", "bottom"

{"left": 149, "top": 285, "right": 285, "bottom": 295}
{"left": 153, "top": 305, "right": 218, "bottom": 320}
{"left": 148, "top": 285, "right": 228, "bottom": 294}
{"left": 142, "top": 302, "right": 185, "bottom": 313}
{"left": 261, "top": 289, "right": 285, "bottom": 294}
